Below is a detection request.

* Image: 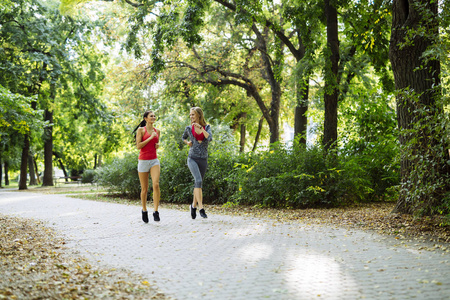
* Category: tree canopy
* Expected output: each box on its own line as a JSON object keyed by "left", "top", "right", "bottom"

{"left": 2, "top": 0, "right": 449, "bottom": 217}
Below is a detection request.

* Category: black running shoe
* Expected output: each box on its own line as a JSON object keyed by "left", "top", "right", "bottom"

{"left": 153, "top": 211, "right": 160, "bottom": 222}
{"left": 190, "top": 204, "right": 197, "bottom": 219}
{"left": 142, "top": 210, "right": 149, "bottom": 223}
{"left": 199, "top": 208, "right": 207, "bottom": 219}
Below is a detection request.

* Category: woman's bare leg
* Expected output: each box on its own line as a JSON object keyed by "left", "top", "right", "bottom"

{"left": 138, "top": 172, "right": 150, "bottom": 211}
{"left": 150, "top": 165, "right": 160, "bottom": 211}
{"left": 194, "top": 188, "right": 203, "bottom": 209}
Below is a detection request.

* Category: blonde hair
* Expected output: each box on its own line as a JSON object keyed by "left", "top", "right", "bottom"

{"left": 191, "top": 107, "right": 207, "bottom": 127}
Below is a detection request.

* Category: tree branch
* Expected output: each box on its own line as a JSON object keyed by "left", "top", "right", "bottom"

{"left": 167, "top": 58, "right": 272, "bottom": 123}
{"left": 213, "top": 0, "right": 303, "bottom": 60}
{"left": 101, "top": 0, "right": 143, "bottom": 8}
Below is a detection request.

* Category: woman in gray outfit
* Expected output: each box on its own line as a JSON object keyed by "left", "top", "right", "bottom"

{"left": 182, "top": 107, "right": 212, "bottom": 219}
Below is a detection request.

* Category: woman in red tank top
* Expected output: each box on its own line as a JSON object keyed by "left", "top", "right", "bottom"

{"left": 136, "top": 110, "right": 161, "bottom": 223}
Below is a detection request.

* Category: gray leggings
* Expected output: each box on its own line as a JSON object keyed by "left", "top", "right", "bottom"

{"left": 187, "top": 157, "right": 208, "bottom": 188}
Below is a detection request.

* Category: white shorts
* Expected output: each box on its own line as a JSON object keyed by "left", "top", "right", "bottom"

{"left": 138, "top": 159, "right": 160, "bottom": 173}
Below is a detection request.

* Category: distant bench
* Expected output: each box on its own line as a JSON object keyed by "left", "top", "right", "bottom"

{"left": 53, "top": 176, "right": 82, "bottom": 186}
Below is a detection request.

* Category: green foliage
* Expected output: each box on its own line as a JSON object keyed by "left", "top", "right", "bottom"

{"left": 94, "top": 152, "right": 140, "bottom": 198}
{"left": 339, "top": 90, "right": 400, "bottom": 199}
{"left": 158, "top": 148, "right": 193, "bottom": 203}
{"left": 159, "top": 120, "right": 238, "bottom": 204}
{"left": 231, "top": 144, "right": 322, "bottom": 207}
{"left": 22, "top": 0, "right": 450, "bottom": 217}
{"left": 95, "top": 118, "right": 398, "bottom": 208}
{"left": 397, "top": 93, "right": 450, "bottom": 216}
{"left": 1, "top": 0, "right": 111, "bottom": 176}
{"left": 159, "top": 145, "right": 240, "bottom": 204}
{"left": 81, "top": 169, "right": 96, "bottom": 184}
{"left": 0, "top": 85, "right": 45, "bottom": 167}
{"left": 231, "top": 144, "right": 330, "bottom": 208}
{"left": 224, "top": 141, "right": 395, "bottom": 208}
{"left": 0, "top": 85, "right": 43, "bottom": 138}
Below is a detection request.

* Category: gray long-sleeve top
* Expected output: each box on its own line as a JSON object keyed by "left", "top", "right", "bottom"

{"left": 182, "top": 125, "right": 213, "bottom": 159}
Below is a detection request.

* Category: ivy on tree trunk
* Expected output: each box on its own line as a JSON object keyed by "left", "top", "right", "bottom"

{"left": 389, "top": 0, "right": 449, "bottom": 215}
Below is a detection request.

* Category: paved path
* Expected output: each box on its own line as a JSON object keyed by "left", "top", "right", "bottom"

{"left": 1, "top": 191, "right": 449, "bottom": 300}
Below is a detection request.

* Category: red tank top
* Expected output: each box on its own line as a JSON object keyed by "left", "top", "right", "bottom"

{"left": 139, "top": 127, "right": 159, "bottom": 160}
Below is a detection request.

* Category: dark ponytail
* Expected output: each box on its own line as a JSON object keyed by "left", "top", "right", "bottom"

{"left": 133, "top": 120, "right": 146, "bottom": 135}
{"left": 132, "top": 110, "right": 153, "bottom": 141}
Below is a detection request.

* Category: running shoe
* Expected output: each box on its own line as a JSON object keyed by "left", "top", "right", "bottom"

{"left": 142, "top": 210, "right": 149, "bottom": 223}
{"left": 153, "top": 211, "right": 160, "bottom": 222}
{"left": 190, "top": 204, "right": 197, "bottom": 219}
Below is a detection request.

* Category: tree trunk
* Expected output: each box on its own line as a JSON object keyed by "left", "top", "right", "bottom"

{"left": 269, "top": 88, "right": 281, "bottom": 144}
{"left": 28, "top": 154, "right": 38, "bottom": 185}
{"left": 34, "top": 158, "right": 41, "bottom": 184}
{"left": 323, "top": 0, "right": 340, "bottom": 151}
{"left": 252, "top": 116, "right": 265, "bottom": 152}
{"left": 294, "top": 77, "right": 309, "bottom": 145}
{"left": 212, "top": 0, "right": 309, "bottom": 145}
{"left": 252, "top": 24, "right": 281, "bottom": 144}
{"left": 58, "top": 158, "right": 68, "bottom": 181}
{"left": 240, "top": 122, "right": 246, "bottom": 152}
{"left": 389, "top": 0, "right": 447, "bottom": 214}
{"left": 42, "top": 108, "right": 54, "bottom": 186}
{"left": 4, "top": 160, "right": 9, "bottom": 186}
{"left": 0, "top": 157, "right": 2, "bottom": 188}
{"left": 19, "top": 134, "right": 30, "bottom": 190}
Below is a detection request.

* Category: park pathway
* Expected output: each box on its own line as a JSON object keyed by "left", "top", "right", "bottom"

{"left": 0, "top": 190, "right": 449, "bottom": 300}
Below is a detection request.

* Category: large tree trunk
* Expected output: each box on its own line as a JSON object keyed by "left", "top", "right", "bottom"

{"left": 294, "top": 77, "right": 309, "bottom": 145}
{"left": 269, "top": 87, "right": 281, "bottom": 144}
{"left": 323, "top": 0, "right": 340, "bottom": 151}
{"left": 19, "top": 134, "right": 30, "bottom": 190}
{"left": 4, "top": 160, "right": 9, "bottom": 186}
{"left": 389, "top": 0, "right": 447, "bottom": 214}
{"left": 42, "top": 108, "right": 54, "bottom": 186}
{"left": 28, "top": 154, "right": 38, "bottom": 185}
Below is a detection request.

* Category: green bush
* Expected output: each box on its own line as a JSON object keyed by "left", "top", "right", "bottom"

{"left": 228, "top": 140, "right": 398, "bottom": 208}
{"left": 81, "top": 169, "right": 96, "bottom": 184}
{"left": 395, "top": 95, "right": 450, "bottom": 216}
{"left": 95, "top": 121, "right": 399, "bottom": 209}
{"left": 158, "top": 149, "right": 193, "bottom": 204}
{"left": 94, "top": 152, "right": 141, "bottom": 199}
{"left": 202, "top": 147, "right": 241, "bottom": 204}
{"left": 339, "top": 91, "right": 400, "bottom": 201}
{"left": 95, "top": 121, "right": 240, "bottom": 204}
{"left": 230, "top": 144, "right": 337, "bottom": 208}
{"left": 159, "top": 141, "right": 240, "bottom": 204}
{"left": 339, "top": 139, "right": 399, "bottom": 201}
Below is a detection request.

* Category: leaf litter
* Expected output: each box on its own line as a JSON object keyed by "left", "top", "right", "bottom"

{"left": 0, "top": 214, "right": 169, "bottom": 300}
